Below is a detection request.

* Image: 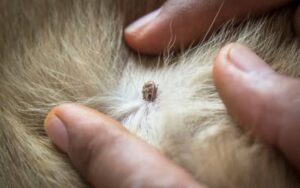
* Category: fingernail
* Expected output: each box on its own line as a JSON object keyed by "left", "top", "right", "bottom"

{"left": 44, "top": 113, "right": 68, "bottom": 152}
{"left": 125, "top": 9, "right": 161, "bottom": 34}
{"left": 228, "top": 44, "right": 272, "bottom": 73}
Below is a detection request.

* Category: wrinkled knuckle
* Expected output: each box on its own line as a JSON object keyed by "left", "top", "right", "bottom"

{"left": 67, "top": 121, "right": 105, "bottom": 171}
{"left": 81, "top": 134, "right": 103, "bottom": 178}
{"left": 71, "top": 133, "right": 103, "bottom": 179}
{"left": 68, "top": 119, "right": 122, "bottom": 177}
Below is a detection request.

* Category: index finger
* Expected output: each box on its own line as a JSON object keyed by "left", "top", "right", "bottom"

{"left": 125, "top": 0, "right": 291, "bottom": 55}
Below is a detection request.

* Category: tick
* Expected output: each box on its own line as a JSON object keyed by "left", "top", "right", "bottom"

{"left": 142, "top": 81, "right": 158, "bottom": 102}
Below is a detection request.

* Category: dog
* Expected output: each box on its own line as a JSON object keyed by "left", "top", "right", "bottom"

{"left": 0, "top": 0, "right": 299, "bottom": 187}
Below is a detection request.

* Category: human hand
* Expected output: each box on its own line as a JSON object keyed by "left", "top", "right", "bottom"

{"left": 125, "top": 0, "right": 300, "bottom": 171}
{"left": 44, "top": 104, "right": 205, "bottom": 188}
{"left": 213, "top": 43, "right": 300, "bottom": 171}
{"left": 124, "top": 0, "right": 291, "bottom": 55}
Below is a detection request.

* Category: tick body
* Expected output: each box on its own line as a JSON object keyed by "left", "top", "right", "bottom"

{"left": 142, "top": 81, "right": 158, "bottom": 102}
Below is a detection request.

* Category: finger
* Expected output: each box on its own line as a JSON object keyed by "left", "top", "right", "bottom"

{"left": 124, "top": 0, "right": 291, "bottom": 55}
{"left": 44, "top": 104, "right": 203, "bottom": 188}
{"left": 213, "top": 43, "right": 300, "bottom": 171}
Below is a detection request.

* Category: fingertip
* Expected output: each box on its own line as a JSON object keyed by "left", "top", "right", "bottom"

{"left": 124, "top": 9, "right": 168, "bottom": 55}
{"left": 213, "top": 43, "right": 235, "bottom": 76}
{"left": 213, "top": 42, "right": 273, "bottom": 90}
{"left": 125, "top": 9, "right": 161, "bottom": 35}
{"left": 213, "top": 43, "right": 241, "bottom": 92}
{"left": 124, "top": 6, "right": 199, "bottom": 55}
{"left": 124, "top": 25, "right": 170, "bottom": 55}
{"left": 44, "top": 103, "right": 95, "bottom": 152}
{"left": 44, "top": 108, "right": 69, "bottom": 152}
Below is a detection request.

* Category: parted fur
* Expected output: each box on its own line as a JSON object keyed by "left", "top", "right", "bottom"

{"left": 0, "top": 0, "right": 299, "bottom": 187}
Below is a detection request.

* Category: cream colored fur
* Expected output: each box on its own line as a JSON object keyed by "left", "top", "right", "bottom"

{"left": 0, "top": 0, "right": 299, "bottom": 187}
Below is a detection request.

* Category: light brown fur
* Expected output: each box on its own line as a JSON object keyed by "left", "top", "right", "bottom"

{"left": 0, "top": 0, "right": 299, "bottom": 187}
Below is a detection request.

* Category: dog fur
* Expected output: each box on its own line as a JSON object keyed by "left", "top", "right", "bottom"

{"left": 0, "top": 0, "right": 299, "bottom": 187}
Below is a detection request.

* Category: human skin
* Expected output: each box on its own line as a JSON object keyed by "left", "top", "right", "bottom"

{"left": 44, "top": 104, "right": 204, "bottom": 188}
{"left": 214, "top": 43, "right": 300, "bottom": 171}
{"left": 124, "top": 0, "right": 292, "bottom": 55}
{"left": 44, "top": 0, "right": 300, "bottom": 187}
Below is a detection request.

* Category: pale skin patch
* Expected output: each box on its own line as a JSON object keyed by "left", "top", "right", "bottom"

{"left": 142, "top": 81, "right": 158, "bottom": 102}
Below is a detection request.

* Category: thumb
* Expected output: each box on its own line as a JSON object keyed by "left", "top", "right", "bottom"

{"left": 213, "top": 43, "right": 300, "bottom": 171}
{"left": 44, "top": 104, "right": 202, "bottom": 188}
